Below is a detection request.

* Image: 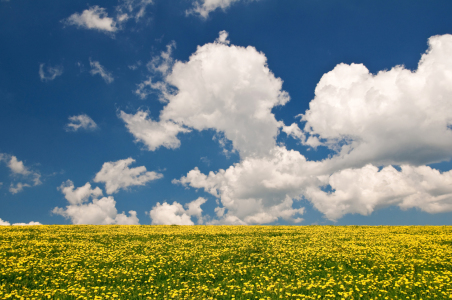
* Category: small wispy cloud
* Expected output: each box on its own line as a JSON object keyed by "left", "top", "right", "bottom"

{"left": 0, "top": 153, "right": 42, "bottom": 194}
{"left": 89, "top": 59, "right": 114, "bottom": 83}
{"left": 187, "top": 0, "right": 261, "bottom": 19}
{"left": 65, "top": 114, "right": 98, "bottom": 132}
{"left": 39, "top": 63, "right": 63, "bottom": 82}
{"left": 9, "top": 182, "right": 31, "bottom": 194}
{"left": 135, "top": 41, "right": 176, "bottom": 100}
{"left": 128, "top": 61, "right": 142, "bottom": 70}
{"left": 116, "top": 0, "right": 154, "bottom": 23}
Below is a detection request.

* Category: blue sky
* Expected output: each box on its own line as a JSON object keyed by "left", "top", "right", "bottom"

{"left": 1, "top": 0, "right": 452, "bottom": 225}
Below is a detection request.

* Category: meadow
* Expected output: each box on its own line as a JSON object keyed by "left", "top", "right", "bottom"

{"left": 0, "top": 225, "right": 451, "bottom": 300}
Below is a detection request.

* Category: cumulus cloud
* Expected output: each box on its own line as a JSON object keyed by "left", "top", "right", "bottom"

{"left": 131, "top": 31, "right": 289, "bottom": 157}
{"left": 58, "top": 180, "right": 103, "bottom": 205}
{"left": 0, "top": 154, "right": 41, "bottom": 194}
{"left": 120, "top": 110, "right": 191, "bottom": 151}
{"left": 0, "top": 219, "right": 42, "bottom": 226}
{"left": 39, "top": 64, "right": 63, "bottom": 82}
{"left": 149, "top": 197, "right": 207, "bottom": 225}
{"left": 53, "top": 181, "right": 139, "bottom": 225}
{"left": 53, "top": 196, "right": 139, "bottom": 225}
{"left": 305, "top": 164, "right": 452, "bottom": 221}
{"left": 168, "top": 33, "right": 452, "bottom": 223}
{"left": 65, "top": 114, "right": 98, "bottom": 132}
{"left": 8, "top": 155, "right": 31, "bottom": 175}
{"left": 0, "top": 218, "right": 10, "bottom": 226}
{"left": 282, "top": 123, "right": 305, "bottom": 141}
{"left": 299, "top": 34, "right": 452, "bottom": 172}
{"left": 187, "top": 0, "right": 260, "bottom": 19}
{"left": 174, "top": 147, "right": 311, "bottom": 224}
{"left": 63, "top": 6, "right": 117, "bottom": 33}
{"left": 89, "top": 59, "right": 114, "bottom": 83}
{"left": 93, "top": 157, "right": 163, "bottom": 194}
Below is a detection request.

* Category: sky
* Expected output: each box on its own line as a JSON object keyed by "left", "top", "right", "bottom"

{"left": 1, "top": 0, "right": 452, "bottom": 226}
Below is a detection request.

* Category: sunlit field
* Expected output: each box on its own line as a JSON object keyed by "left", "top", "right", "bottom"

{"left": 0, "top": 225, "right": 451, "bottom": 300}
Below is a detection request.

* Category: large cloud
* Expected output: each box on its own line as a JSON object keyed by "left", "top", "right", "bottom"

{"left": 149, "top": 197, "right": 207, "bottom": 225}
{"left": 94, "top": 158, "right": 163, "bottom": 194}
{"left": 171, "top": 33, "right": 452, "bottom": 223}
{"left": 305, "top": 164, "right": 452, "bottom": 221}
{"left": 298, "top": 34, "right": 452, "bottom": 172}
{"left": 125, "top": 31, "right": 289, "bottom": 157}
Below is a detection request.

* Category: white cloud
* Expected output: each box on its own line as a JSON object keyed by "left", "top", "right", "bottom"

{"left": 116, "top": 0, "right": 154, "bottom": 22}
{"left": 0, "top": 218, "right": 10, "bottom": 226}
{"left": 0, "top": 154, "right": 42, "bottom": 194}
{"left": 132, "top": 31, "right": 289, "bottom": 157}
{"left": 128, "top": 61, "right": 142, "bottom": 70}
{"left": 147, "top": 41, "right": 176, "bottom": 76}
{"left": 64, "top": 6, "right": 117, "bottom": 33}
{"left": 135, "top": 41, "right": 176, "bottom": 100}
{"left": 90, "top": 59, "right": 114, "bottom": 84}
{"left": 187, "top": 0, "right": 260, "bottom": 19}
{"left": 119, "top": 110, "right": 191, "bottom": 151}
{"left": 149, "top": 197, "right": 207, "bottom": 225}
{"left": 282, "top": 122, "right": 305, "bottom": 141}
{"left": 0, "top": 218, "right": 42, "bottom": 226}
{"left": 305, "top": 164, "right": 452, "bottom": 221}
{"left": 39, "top": 64, "right": 63, "bottom": 82}
{"left": 54, "top": 180, "right": 139, "bottom": 225}
{"left": 9, "top": 182, "right": 31, "bottom": 194}
{"left": 12, "top": 221, "right": 42, "bottom": 226}
{"left": 114, "top": 210, "right": 140, "bottom": 225}
{"left": 174, "top": 147, "right": 312, "bottom": 224}
{"left": 299, "top": 34, "right": 452, "bottom": 172}
{"left": 53, "top": 195, "right": 139, "bottom": 225}
{"left": 65, "top": 114, "right": 98, "bottom": 132}
{"left": 156, "top": 33, "right": 452, "bottom": 223}
{"left": 8, "top": 156, "right": 30, "bottom": 175}
{"left": 58, "top": 180, "right": 103, "bottom": 205}
{"left": 185, "top": 197, "right": 208, "bottom": 224}
{"left": 93, "top": 157, "right": 163, "bottom": 194}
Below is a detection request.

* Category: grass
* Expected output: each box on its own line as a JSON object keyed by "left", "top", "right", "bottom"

{"left": 0, "top": 225, "right": 451, "bottom": 299}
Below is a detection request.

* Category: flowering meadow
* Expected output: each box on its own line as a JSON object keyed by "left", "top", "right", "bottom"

{"left": 0, "top": 225, "right": 451, "bottom": 300}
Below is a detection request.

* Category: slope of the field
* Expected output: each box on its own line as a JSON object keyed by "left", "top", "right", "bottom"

{"left": 0, "top": 226, "right": 451, "bottom": 299}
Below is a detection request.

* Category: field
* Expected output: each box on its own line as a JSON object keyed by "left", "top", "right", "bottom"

{"left": 0, "top": 225, "right": 451, "bottom": 300}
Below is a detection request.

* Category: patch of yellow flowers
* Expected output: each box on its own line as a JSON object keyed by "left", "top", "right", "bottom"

{"left": 0, "top": 225, "right": 451, "bottom": 299}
